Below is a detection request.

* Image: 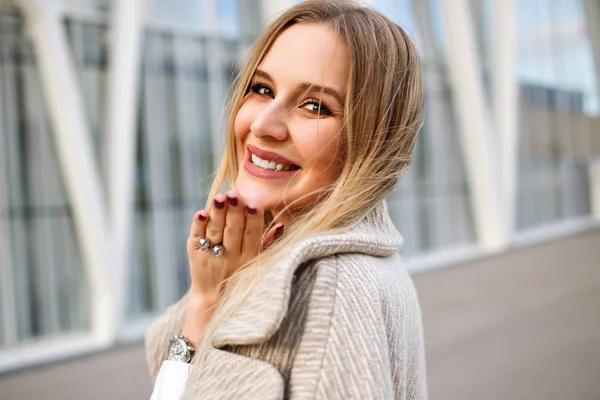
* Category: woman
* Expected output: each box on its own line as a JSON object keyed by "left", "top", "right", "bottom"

{"left": 146, "top": 1, "right": 426, "bottom": 399}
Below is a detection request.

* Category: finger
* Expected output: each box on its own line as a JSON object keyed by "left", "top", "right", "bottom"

{"left": 187, "top": 210, "right": 209, "bottom": 250}
{"left": 206, "top": 194, "right": 227, "bottom": 244}
{"left": 222, "top": 190, "right": 245, "bottom": 256}
{"left": 241, "top": 203, "right": 265, "bottom": 256}
{"left": 263, "top": 223, "right": 284, "bottom": 250}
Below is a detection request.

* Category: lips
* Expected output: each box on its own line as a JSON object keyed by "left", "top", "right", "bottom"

{"left": 246, "top": 144, "right": 300, "bottom": 168}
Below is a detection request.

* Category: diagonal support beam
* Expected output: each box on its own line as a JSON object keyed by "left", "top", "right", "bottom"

{"left": 17, "top": 0, "right": 114, "bottom": 342}
{"left": 104, "top": 0, "right": 144, "bottom": 332}
{"left": 442, "top": 0, "right": 506, "bottom": 250}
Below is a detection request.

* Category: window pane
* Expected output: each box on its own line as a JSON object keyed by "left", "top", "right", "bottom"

{"left": 516, "top": 0, "right": 597, "bottom": 230}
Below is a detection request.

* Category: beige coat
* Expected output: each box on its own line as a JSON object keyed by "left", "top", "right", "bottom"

{"left": 145, "top": 203, "right": 427, "bottom": 399}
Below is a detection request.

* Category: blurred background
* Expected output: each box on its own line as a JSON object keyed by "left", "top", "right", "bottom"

{"left": 0, "top": 0, "right": 598, "bottom": 399}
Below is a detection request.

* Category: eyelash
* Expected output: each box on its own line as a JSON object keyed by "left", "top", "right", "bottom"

{"left": 248, "top": 81, "right": 334, "bottom": 117}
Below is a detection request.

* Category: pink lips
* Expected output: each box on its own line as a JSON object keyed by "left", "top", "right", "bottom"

{"left": 247, "top": 144, "right": 299, "bottom": 167}
{"left": 243, "top": 144, "right": 300, "bottom": 180}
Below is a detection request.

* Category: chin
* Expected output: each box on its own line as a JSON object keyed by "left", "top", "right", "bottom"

{"left": 235, "top": 176, "right": 283, "bottom": 211}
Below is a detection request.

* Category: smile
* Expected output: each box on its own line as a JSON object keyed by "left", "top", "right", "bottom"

{"left": 244, "top": 145, "right": 301, "bottom": 180}
{"left": 251, "top": 153, "right": 300, "bottom": 171}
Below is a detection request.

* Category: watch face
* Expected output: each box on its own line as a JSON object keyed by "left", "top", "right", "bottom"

{"left": 169, "top": 339, "right": 189, "bottom": 362}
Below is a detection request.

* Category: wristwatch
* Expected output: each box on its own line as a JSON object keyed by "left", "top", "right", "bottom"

{"left": 167, "top": 335, "right": 196, "bottom": 363}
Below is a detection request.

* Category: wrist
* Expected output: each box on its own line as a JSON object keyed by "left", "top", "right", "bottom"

{"left": 188, "top": 289, "right": 220, "bottom": 311}
{"left": 183, "top": 291, "right": 219, "bottom": 347}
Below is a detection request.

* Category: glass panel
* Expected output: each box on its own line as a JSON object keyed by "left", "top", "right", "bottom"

{"left": 371, "top": 0, "right": 476, "bottom": 256}
{"left": 0, "top": 11, "right": 90, "bottom": 346}
{"left": 154, "top": 0, "right": 204, "bottom": 26}
{"left": 218, "top": 0, "right": 240, "bottom": 39}
{"left": 64, "top": 18, "right": 108, "bottom": 182}
{"left": 516, "top": 0, "right": 597, "bottom": 230}
{"left": 60, "top": 0, "right": 110, "bottom": 14}
{"left": 60, "top": 6, "right": 242, "bottom": 318}
{"left": 132, "top": 27, "right": 238, "bottom": 314}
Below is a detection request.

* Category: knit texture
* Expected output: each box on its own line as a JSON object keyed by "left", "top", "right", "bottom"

{"left": 145, "top": 202, "right": 427, "bottom": 399}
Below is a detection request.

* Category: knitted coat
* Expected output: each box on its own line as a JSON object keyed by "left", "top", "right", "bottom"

{"left": 145, "top": 202, "right": 427, "bottom": 399}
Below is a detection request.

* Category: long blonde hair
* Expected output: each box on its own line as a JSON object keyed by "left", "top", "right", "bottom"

{"left": 196, "top": 0, "right": 424, "bottom": 357}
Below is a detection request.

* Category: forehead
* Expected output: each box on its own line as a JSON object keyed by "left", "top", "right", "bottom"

{"left": 258, "top": 23, "right": 349, "bottom": 91}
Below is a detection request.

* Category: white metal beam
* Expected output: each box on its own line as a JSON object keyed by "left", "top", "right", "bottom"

{"left": 442, "top": 0, "right": 505, "bottom": 250}
{"left": 104, "top": 0, "right": 144, "bottom": 332}
{"left": 491, "top": 0, "right": 519, "bottom": 239}
{"left": 17, "top": 0, "right": 114, "bottom": 342}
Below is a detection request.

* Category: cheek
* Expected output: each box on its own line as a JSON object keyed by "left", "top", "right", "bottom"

{"left": 297, "top": 123, "right": 343, "bottom": 178}
{"left": 234, "top": 103, "right": 254, "bottom": 163}
{"left": 234, "top": 104, "right": 252, "bottom": 143}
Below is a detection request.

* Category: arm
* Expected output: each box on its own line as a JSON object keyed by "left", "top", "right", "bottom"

{"left": 144, "top": 290, "right": 221, "bottom": 382}
{"left": 145, "top": 190, "right": 283, "bottom": 382}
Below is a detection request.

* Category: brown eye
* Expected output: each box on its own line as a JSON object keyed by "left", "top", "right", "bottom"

{"left": 301, "top": 101, "right": 333, "bottom": 116}
{"left": 250, "top": 83, "right": 274, "bottom": 98}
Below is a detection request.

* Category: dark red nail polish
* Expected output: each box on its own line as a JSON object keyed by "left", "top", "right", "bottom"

{"left": 226, "top": 195, "right": 238, "bottom": 206}
{"left": 246, "top": 205, "right": 257, "bottom": 215}
{"left": 198, "top": 213, "right": 207, "bottom": 222}
{"left": 214, "top": 199, "right": 225, "bottom": 209}
{"left": 274, "top": 225, "right": 284, "bottom": 240}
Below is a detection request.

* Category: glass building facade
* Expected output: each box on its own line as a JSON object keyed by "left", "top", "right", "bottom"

{"left": 0, "top": 0, "right": 598, "bottom": 370}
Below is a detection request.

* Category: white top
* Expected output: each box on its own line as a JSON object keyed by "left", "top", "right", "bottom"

{"left": 149, "top": 360, "right": 190, "bottom": 400}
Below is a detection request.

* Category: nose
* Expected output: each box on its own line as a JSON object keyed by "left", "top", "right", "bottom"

{"left": 250, "top": 102, "right": 289, "bottom": 142}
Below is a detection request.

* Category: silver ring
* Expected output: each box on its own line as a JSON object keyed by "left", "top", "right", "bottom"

{"left": 199, "top": 237, "right": 211, "bottom": 252}
{"left": 211, "top": 244, "right": 224, "bottom": 258}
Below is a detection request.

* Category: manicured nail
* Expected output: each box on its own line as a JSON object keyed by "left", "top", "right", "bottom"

{"left": 213, "top": 199, "right": 225, "bottom": 209}
{"left": 274, "top": 224, "right": 284, "bottom": 240}
{"left": 246, "top": 205, "right": 257, "bottom": 215}
{"left": 198, "top": 213, "right": 207, "bottom": 222}
{"left": 226, "top": 194, "right": 238, "bottom": 206}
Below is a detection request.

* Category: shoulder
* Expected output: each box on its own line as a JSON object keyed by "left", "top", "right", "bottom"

{"left": 315, "top": 251, "right": 421, "bottom": 319}
{"left": 291, "top": 252, "right": 427, "bottom": 399}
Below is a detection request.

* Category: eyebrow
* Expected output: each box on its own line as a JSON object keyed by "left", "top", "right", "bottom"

{"left": 254, "top": 69, "right": 345, "bottom": 106}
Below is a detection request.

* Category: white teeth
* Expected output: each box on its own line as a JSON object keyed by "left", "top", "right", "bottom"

{"left": 251, "top": 153, "right": 296, "bottom": 171}
{"left": 251, "top": 152, "right": 295, "bottom": 172}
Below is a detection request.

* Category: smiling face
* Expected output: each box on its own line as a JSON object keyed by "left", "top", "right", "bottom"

{"left": 234, "top": 23, "right": 349, "bottom": 217}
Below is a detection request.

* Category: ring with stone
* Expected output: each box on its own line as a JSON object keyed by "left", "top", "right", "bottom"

{"left": 199, "top": 237, "right": 212, "bottom": 252}
{"left": 211, "top": 244, "right": 224, "bottom": 258}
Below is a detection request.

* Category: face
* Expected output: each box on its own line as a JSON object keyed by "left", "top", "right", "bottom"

{"left": 234, "top": 23, "right": 349, "bottom": 217}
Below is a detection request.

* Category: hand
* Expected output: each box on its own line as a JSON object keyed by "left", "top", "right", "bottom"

{"left": 186, "top": 189, "right": 284, "bottom": 306}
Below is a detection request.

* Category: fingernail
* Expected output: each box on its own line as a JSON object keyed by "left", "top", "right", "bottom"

{"left": 274, "top": 224, "right": 284, "bottom": 240}
{"left": 198, "top": 213, "right": 207, "bottom": 222}
{"left": 213, "top": 198, "right": 225, "bottom": 209}
{"left": 246, "top": 205, "right": 257, "bottom": 215}
{"left": 226, "top": 194, "right": 238, "bottom": 206}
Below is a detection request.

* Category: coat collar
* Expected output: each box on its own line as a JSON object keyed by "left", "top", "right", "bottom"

{"left": 211, "top": 201, "right": 403, "bottom": 348}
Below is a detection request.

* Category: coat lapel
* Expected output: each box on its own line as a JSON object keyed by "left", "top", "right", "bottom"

{"left": 184, "top": 347, "right": 285, "bottom": 399}
{"left": 212, "top": 201, "right": 403, "bottom": 348}
{"left": 183, "top": 202, "right": 403, "bottom": 399}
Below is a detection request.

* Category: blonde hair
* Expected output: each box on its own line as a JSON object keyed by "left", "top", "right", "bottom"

{"left": 196, "top": 0, "right": 424, "bottom": 358}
